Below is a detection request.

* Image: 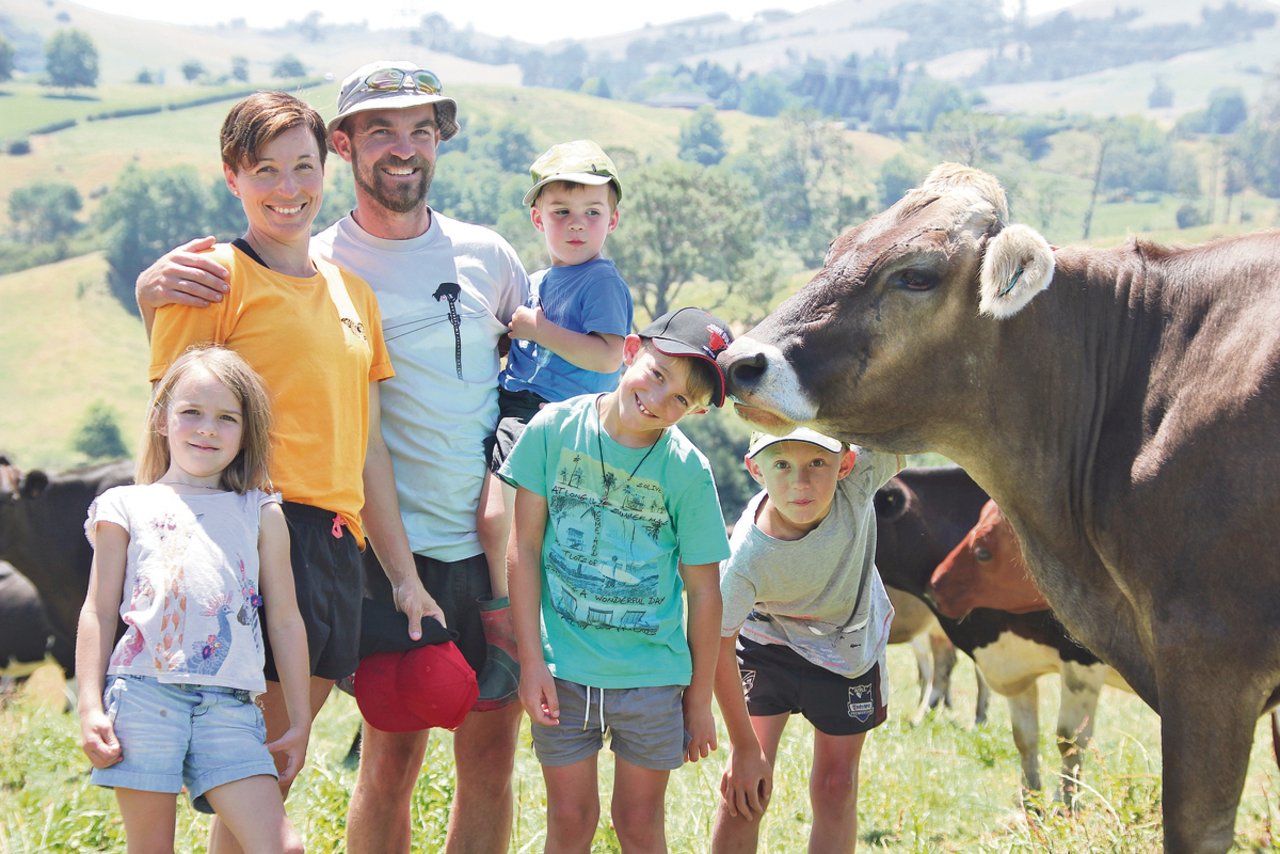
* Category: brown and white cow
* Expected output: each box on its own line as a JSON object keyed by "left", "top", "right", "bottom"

{"left": 929, "top": 500, "right": 1049, "bottom": 619}
{"left": 720, "top": 163, "right": 1280, "bottom": 852}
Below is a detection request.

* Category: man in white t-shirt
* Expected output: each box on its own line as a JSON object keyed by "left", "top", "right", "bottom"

{"left": 136, "top": 61, "right": 530, "bottom": 854}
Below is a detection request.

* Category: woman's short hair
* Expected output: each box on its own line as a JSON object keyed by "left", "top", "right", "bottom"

{"left": 220, "top": 91, "right": 327, "bottom": 171}
{"left": 138, "top": 345, "right": 274, "bottom": 494}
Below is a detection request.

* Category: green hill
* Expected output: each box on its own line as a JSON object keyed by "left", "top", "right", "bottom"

{"left": 0, "top": 252, "right": 150, "bottom": 471}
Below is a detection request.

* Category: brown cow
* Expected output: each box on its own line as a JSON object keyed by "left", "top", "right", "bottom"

{"left": 720, "top": 163, "right": 1280, "bottom": 853}
{"left": 928, "top": 500, "right": 1049, "bottom": 619}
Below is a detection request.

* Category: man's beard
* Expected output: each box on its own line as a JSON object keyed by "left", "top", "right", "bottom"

{"left": 350, "top": 145, "right": 433, "bottom": 214}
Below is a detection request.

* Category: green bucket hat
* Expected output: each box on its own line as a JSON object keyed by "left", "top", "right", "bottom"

{"left": 522, "top": 139, "right": 622, "bottom": 206}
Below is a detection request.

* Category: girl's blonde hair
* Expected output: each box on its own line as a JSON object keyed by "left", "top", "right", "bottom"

{"left": 138, "top": 346, "right": 273, "bottom": 493}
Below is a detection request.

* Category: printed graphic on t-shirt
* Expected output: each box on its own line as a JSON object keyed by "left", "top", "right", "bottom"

{"left": 544, "top": 448, "right": 672, "bottom": 637}
{"left": 381, "top": 283, "right": 495, "bottom": 382}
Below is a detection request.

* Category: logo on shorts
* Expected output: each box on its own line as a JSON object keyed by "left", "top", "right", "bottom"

{"left": 847, "top": 684, "right": 874, "bottom": 723}
{"left": 741, "top": 669, "right": 756, "bottom": 695}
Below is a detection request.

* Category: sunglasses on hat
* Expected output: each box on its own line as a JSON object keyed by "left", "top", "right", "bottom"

{"left": 361, "top": 67, "right": 443, "bottom": 96}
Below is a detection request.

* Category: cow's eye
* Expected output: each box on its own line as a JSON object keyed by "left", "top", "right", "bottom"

{"left": 974, "top": 546, "right": 993, "bottom": 562}
{"left": 895, "top": 269, "right": 937, "bottom": 291}
{"left": 896, "top": 270, "right": 936, "bottom": 294}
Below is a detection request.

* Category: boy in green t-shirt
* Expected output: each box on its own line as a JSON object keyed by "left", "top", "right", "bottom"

{"left": 500, "top": 307, "right": 734, "bottom": 852}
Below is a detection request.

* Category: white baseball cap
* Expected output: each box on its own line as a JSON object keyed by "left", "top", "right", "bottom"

{"left": 746, "top": 427, "right": 845, "bottom": 459}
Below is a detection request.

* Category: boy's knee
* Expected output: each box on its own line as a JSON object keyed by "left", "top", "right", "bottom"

{"left": 810, "top": 769, "right": 857, "bottom": 809}
{"left": 548, "top": 798, "right": 599, "bottom": 840}
{"left": 612, "top": 811, "right": 665, "bottom": 850}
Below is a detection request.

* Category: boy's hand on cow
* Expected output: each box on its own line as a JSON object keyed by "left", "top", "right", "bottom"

{"left": 135, "top": 235, "right": 230, "bottom": 309}
{"left": 267, "top": 724, "right": 310, "bottom": 785}
{"left": 720, "top": 746, "right": 772, "bottom": 820}
{"left": 79, "top": 709, "right": 123, "bottom": 769}
{"left": 519, "top": 662, "right": 560, "bottom": 726}
{"left": 393, "top": 577, "right": 447, "bottom": 637}
{"left": 682, "top": 697, "right": 718, "bottom": 763}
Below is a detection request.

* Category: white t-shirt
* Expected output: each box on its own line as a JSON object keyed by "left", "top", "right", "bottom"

{"left": 719, "top": 448, "right": 899, "bottom": 678}
{"left": 313, "top": 210, "right": 530, "bottom": 562}
{"left": 86, "top": 484, "right": 280, "bottom": 695}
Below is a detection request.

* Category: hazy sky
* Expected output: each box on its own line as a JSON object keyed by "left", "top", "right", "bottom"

{"left": 75, "top": 0, "right": 1076, "bottom": 44}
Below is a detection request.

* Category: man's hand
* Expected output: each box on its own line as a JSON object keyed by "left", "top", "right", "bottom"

{"left": 392, "top": 576, "right": 446, "bottom": 639}
{"left": 135, "top": 236, "right": 230, "bottom": 310}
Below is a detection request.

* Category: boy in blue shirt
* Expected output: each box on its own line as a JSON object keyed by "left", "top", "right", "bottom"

{"left": 475, "top": 140, "right": 633, "bottom": 708}
{"left": 502, "top": 307, "right": 733, "bottom": 852}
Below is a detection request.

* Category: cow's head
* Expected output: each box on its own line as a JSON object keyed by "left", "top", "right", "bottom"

{"left": 927, "top": 499, "right": 1049, "bottom": 619}
{"left": 720, "top": 163, "right": 1054, "bottom": 450}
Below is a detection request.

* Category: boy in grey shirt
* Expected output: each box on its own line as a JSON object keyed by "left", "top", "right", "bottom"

{"left": 712, "top": 427, "right": 902, "bottom": 853}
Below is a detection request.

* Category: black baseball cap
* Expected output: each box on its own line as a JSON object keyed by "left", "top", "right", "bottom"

{"left": 639, "top": 307, "right": 735, "bottom": 407}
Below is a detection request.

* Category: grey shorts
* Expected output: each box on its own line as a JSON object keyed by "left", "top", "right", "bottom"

{"left": 530, "top": 678, "right": 687, "bottom": 771}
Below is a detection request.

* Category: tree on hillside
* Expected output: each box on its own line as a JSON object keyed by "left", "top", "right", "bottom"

{"left": 608, "top": 161, "right": 763, "bottom": 320}
{"left": 734, "top": 109, "right": 870, "bottom": 267}
{"left": 877, "top": 154, "right": 921, "bottom": 209}
{"left": 740, "top": 74, "right": 789, "bottom": 117}
{"left": 45, "top": 29, "right": 98, "bottom": 89}
{"left": 181, "top": 60, "right": 206, "bottom": 83}
{"left": 272, "top": 54, "right": 306, "bottom": 79}
{"left": 0, "top": 36, "right": 15, "bottom": 82}
{"left": 71, "top": 402, "right": 128, "bottom": 461}
{"left": 231, "top": 55, "right": 249, "bottom": 83}
{"left": 96, "top": 164, "right": 213, "bottom": 307}
{"left": 678, "top": 106, "right": 727, "bottom": 166}
{"left": 1205, "top": 87, "right": 1247, "bottom": 134}
{"left": 477, "top": 120, "right": 536, "bottom": 174}
{"left": 8, "top": 182, "right": 82, "bottom": 244}
{"left": 927, "top": 110, "right": 1008, "bottom": 167}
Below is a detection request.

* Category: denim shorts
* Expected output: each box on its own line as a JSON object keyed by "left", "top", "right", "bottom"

{"left": 530, "top": 678, "right": 687, "bottom": 771}
{"left": 90, "top": 675, "right": 277, "bottom": 814}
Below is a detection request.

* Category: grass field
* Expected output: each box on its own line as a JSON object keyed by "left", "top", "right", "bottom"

{"left": 2, "top": 647, "right": 1277, "bottom": 852}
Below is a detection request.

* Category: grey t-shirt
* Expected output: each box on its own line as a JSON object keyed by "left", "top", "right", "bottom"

{"left": 719, "top": 448, "right": 899, "bottom": 678}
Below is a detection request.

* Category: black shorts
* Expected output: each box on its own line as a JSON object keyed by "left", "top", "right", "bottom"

{"left": 363, "top": 550, "right": 492, "bottom": 675}
{"left": 485, "top": 387, "right": 548, "bottom": 473}
{"left": 263, "top": 502, "right": 363, "bottom": 683}
{"left": 736, "top": 635, "right": 887, "bottom": 736}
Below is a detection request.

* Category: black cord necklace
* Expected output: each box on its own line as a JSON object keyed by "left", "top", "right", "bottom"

{"left": 595, "top": 395, "right": 662, "bottom": 506}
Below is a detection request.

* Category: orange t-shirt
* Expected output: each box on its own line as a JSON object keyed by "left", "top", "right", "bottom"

{"left": 149, "top": 244, "right": 394, "bottom": 545}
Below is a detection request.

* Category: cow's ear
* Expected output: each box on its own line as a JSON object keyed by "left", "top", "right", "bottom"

{"left": 19, "top": 470, "right": 48, "bottom": 500}
{"left": 874, "top": 481, "right": 913, "bottom": 523}
{"left": 979, "top": 224, "right": 1054, "bottom": 318}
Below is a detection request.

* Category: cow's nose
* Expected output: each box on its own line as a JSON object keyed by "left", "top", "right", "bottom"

{"left": 721, "top": 349, "right": 768, "bottom": 395}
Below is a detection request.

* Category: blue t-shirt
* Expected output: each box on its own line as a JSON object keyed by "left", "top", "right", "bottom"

{"left": 499, "top": 394, "right": 730, "bottom": 688}
{"left": 499, "top": 258, "right": 633, "bottom": 402}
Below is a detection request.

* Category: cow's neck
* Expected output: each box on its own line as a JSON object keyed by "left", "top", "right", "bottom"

{"left": 934, "top": 244, "right": 1167, "bottom": 687}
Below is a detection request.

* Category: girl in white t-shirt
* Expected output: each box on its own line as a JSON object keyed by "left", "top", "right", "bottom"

{"left": 75, "top": 345, "right": 310, "bottom": 853}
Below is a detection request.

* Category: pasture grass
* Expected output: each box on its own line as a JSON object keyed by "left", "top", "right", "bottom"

{"left": 3, "top": 648, "right": 1277, "bottom": 852}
